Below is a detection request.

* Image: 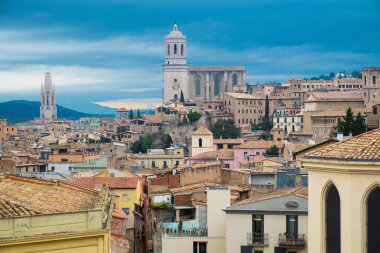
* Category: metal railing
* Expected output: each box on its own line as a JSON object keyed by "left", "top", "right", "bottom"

{"left": 278, "top": 233, "right": 306, "bottom": 248}
{"left": 247, "top": 233, "right": 269, "bottom": 246}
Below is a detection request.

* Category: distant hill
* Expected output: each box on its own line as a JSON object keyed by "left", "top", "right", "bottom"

{"left": 0, "top": 100, "right": 99, "bottom": 123}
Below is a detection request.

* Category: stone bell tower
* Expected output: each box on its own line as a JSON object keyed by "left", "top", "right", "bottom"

{"left": 40, "top": 72, "right": 57, "bottom": 121}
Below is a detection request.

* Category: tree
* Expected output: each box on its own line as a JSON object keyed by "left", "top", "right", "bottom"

{"left": 262, "top": 95, "right": 272, "bottom": 131}
{"left": 180, "top": 90, "right": 184, "bottom": 103}
{"left": 165, "top": 135, "right": 173, "bottom": 148}
{"left": 337, "top": 107, "right": 355, "bottom": 136}
{"left": 137, "top": 109, "right": 141, "bottom": 119}
{"left": 129, "top": 110, "right": 134, "bottom": 120}
{"left": 187, "top": 111, "right": 201, "bottom": 123}
{"left": 352, "top": 112, "right": 367, "bottom": 136}
{"left": 265, "top": 145, "right": 279, "bottom": 156}
{"left": 143, "top": 135, "right": 153, "bottom": 152}
{"left": 211, "top": 119, "right": 241, "bottom": 139}
{"left": 131, "top": 139, "right": 144, "bottom": 153}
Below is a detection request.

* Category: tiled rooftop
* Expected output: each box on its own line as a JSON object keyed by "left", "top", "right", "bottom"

{"left": 72, "top": 177, "right": 138, "bottom": 190}
{"left": 0, "top": 175, "right": 99, "bottom": 218}
{"left": 191, "top": 150, "right": 234, "bottom": 160}
{"left": 192, "top": 126, "right": 213, "bottom": 136}
{"left": 235, "top": 140, "right": 275, "bottom": 149}
{"left": 304, "top": 128, "right": 380, "bottom": 161}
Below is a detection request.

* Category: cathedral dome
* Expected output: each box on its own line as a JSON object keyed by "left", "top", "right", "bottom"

{"left": 167, "top": 23, "right": 184, "bottom": 38}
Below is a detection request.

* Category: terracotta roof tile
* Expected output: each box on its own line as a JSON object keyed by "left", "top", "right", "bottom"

{"left": 192, "top": 126, "right": 213, "bottom": 136}
{"left": 191, "top": 150, "right": 234, "bottom": 160}
{"left": 235, "top": 140, "right": 276, "bottom": 149}
{"left": 0, "top": 175, "right": 99, "bottom": 218}
{"left": 72, "top": 177, "right": 138, "bottom": 190}
{"left": 304, "top": 128, "right": 380, "bottom": 161}
{"left": 232, "top": 186, "right": 308, "bottom": 206}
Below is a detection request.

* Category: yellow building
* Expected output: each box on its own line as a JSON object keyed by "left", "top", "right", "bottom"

{"left": 0, "top": 175, "right": 113, "bottom": 253}
{"left": 302, "top": 128, "right": 380, "bottom": 253}
{"left": 73, "top": 175, "right": 141, "bottom": 217}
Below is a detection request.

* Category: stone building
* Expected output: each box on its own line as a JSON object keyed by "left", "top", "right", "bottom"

{"left": 40, "top": 72, "right": 57, "bottom": 121}
{"left": 163, "top": 24, "right": 246, "bottom": 102}
{"left": 0, "top": 119, "right": 17, "bottom": 143}
{"left": 191, "top": 126, "right": 214, "bottom": 157}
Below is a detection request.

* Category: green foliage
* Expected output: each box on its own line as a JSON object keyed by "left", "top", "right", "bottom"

{"left": 131, "top": 139, "right": 144, "bottom": 153}
{"left": 137, "top": 109, "right": 141, "bottom": 119}
{"left": 165, "top": 135, "right": 173, "bottom": 148}
{"left": 187, "top": 111, "right": 201, "bottom": 123}
{"left": 143, "top": 134, "right": 153, "bottom": 151}
{"left": 265, "top": 145, "right": 279, "bottom": 156}
{"left": 262, "top": 95, "right": 273, "bottom": 131}
{"left": 180, "top": 90, "right": 184, "bottom": 103}
{"left": 211, "top": 119, "right": 241, "bottom": 139}
{"left": 337, "top": 107, "right": 367, "bottom": 136}
{"left": 129, "top": 110, "right": 133, "bottom": 120}
{"left": 148, "top": 202, "right": 174, "bottom": 210}
{"left": 131, "top": 135, "right": 154, "bottom": 153}
{"left": 352, "top": 112, "right": 367, "bottom": 136}
{"left": 259, "top": 133, "right": 272, "bottom": 140}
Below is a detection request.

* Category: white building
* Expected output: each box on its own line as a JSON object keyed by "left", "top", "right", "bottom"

{"left": 163, "top": 24, "right": 247, "bottom": 103}
{"left": 225, "top": 188, "right": 308, "bottom": 253}
{"left": 162, "top": 188, "right": 230, "bottom": 253}
{"left": 40, "top": 72, "right": 57, "bottom": 121}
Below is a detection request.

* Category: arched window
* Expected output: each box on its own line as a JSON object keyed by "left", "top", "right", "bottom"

{"left": 232, "top": 73, "right": 238, "bottom": 86}
{"left": 365, "top": 76, "right": 367, "bottom": 85}
{"left": 167, "top": 44, "right": 170, "bottom": 56}
{"left": 174, "top": 44, "right": 177, "bottom": 55}
{"left": 326, "top": 184, "right": 340, "bottom": 253}
{"left": 181, "top": 44, "right": 184, "bottom": 56}
{"left": 373, "top": 76, "right": 377, "bottom": 85}
{"left": 198, "top": 138, "right": 203, "bottom": 147}
{"left": 195, "top": 75, "right": 201, "bottom": 96}
{"left": 214, "top": 74, "right": 220, "bottom": 96}
{"left": 367, "top": 187, "right": 380, "bottom": 253}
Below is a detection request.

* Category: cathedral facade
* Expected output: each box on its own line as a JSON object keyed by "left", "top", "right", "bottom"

{"left": 40, "top": 72, "right": 57, "bottom": 121}
{"left": 163, "top": 24, "right": 247, "bottom": 103}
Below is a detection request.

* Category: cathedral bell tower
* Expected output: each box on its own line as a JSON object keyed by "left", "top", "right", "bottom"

{"left": 163, "top": 23, "right": 189, "bottom": 103}
{"left": 40, "top": 72, "right": 57, "bottom": 121}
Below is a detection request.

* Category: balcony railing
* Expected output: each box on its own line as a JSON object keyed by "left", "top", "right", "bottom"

{"left": 161, "top": 221, "right": 207, "bottom": 237}
{"left": 247, "top": 233, "right": 269, "bottom": 246}
{"left": 278, "top": 233, "right": 306, "bottom": 248}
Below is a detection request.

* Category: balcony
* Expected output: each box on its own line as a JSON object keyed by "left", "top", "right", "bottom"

{"left": 162, "top": 220, "right": 208, "bottom": 238}
{"left": 278, "top": 233, "right": 306, "bottom": 248}
{"left": 247, "top": 233, "right": 269, "bottom": 246}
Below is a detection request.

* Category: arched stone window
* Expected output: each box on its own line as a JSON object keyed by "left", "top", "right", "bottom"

{"left": 326, "top": 184, "right": 340, "bottom": 253}
{"left": 214, "top": 74, "right": 220, "bottom": 96}
{"left": 167, "top": 44, "right": 170, "bottom": 56}
{"left": 198, "top": 138, "right": 203, "bottom": 147}
{"left": 367, "top": 187, "right": 380, "bottom": 253}
{"left": 174, "top": 44, "right": 177, "bottom": 55}
{"left": 195, "top": 75, "right": 201, "bottom": 96}
{"left": 181, "top": 44, "right": 184, "bottom": 56}
{"left": 232, "top": 73, "right": 238, "bottom": 86}
{"left": 373, "top": 76, "right": 377, "bottom": 85}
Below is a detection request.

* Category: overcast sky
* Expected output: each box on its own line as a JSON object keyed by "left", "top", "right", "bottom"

{"left": 0, "top": 0, "right": 379, "bottom": 113}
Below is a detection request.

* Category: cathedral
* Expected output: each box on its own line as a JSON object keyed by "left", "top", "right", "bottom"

{"left": 163, "top": 24, "right": 247, "bottom": 103}
{"left": 40, "top": 72, "right": 57, "bottom": 121}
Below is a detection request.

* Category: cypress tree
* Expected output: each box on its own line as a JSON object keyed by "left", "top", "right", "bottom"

{"left": 353, "top": 112, "right": 367, "bottom": 136}
{"left": 180, "top": 90, "right": 185, "bottom": 103}
{"left": 137, "top": 109, "right": 141, "bottom": 119}
{"left": 129, "top": 110, "right": 134, "bottom": 120}
{"left": 337, "top": 107, "right": 355, "bottom": 136}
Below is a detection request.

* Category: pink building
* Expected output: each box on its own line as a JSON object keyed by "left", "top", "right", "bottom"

{"left": 233, "top": 140, "right": 275, "bottom": 165}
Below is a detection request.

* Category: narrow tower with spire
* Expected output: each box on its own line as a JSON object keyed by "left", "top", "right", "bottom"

{"left": 40, "top": 72, "right": 57, "bottom": 121}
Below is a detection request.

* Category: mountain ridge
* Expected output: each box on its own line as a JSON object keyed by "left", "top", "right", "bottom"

{"left": 0, "top": 100, "right": 111, "bottom": 123}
